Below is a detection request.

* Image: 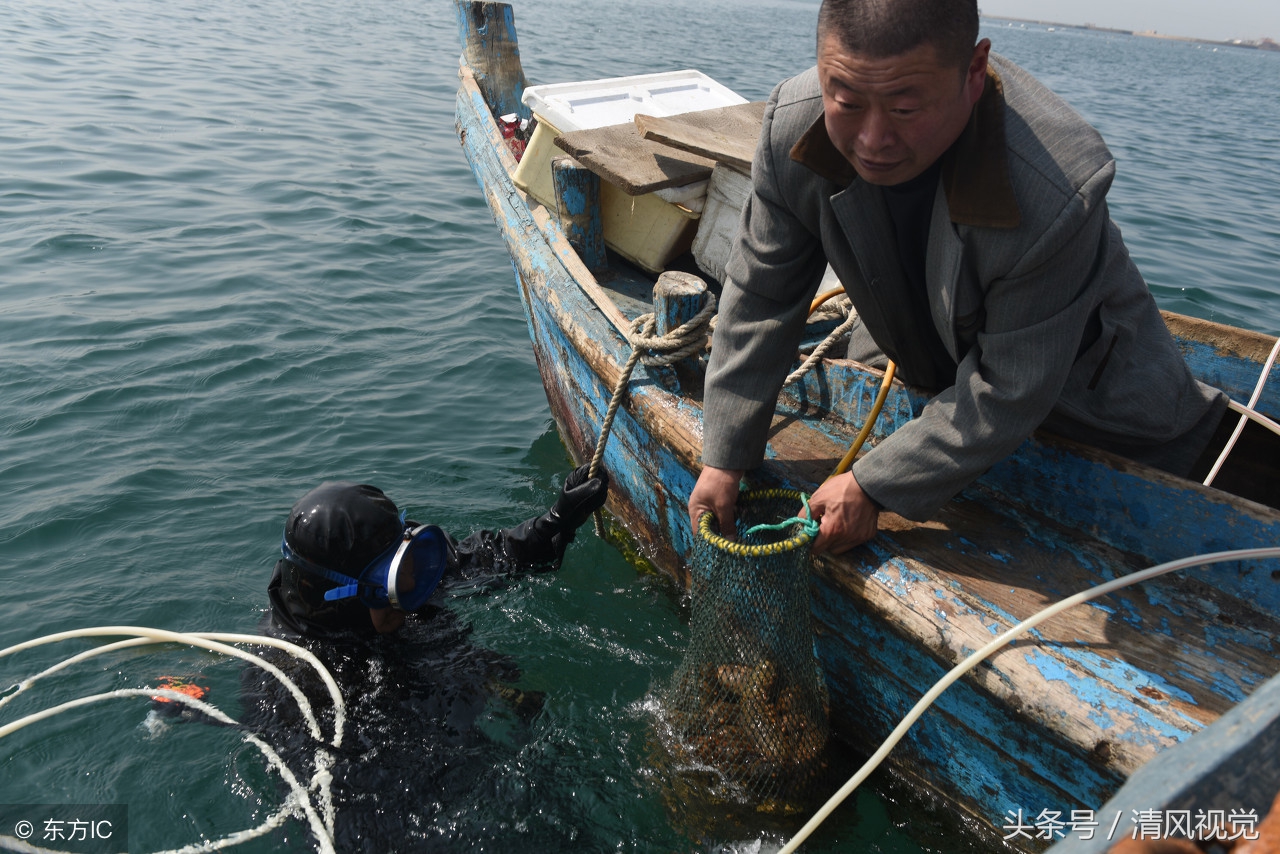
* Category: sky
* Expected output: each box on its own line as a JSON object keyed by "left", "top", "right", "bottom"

{"left": 978, "top": 0, "right": 1280, "bottom": 43}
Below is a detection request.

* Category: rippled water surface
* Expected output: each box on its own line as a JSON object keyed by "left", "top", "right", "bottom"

{"left": 1, "top": 1, "right": 1277, "bottom": 851}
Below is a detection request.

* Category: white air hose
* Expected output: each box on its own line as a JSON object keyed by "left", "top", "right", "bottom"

{"left": 0, "top": 626, "right": 346, "bottom": 854}
{"left": 1204, "top": 335, "right": 1280, "bottom": 485}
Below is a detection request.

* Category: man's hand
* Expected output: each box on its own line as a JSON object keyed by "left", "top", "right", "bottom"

{"left": 687, "top": 466, "right": 745, "bottom": 536}
{"left": 807, "top": 471, "right": 880, "bottom": 555}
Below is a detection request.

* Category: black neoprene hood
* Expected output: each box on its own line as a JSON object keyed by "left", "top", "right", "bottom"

{"left": 285, "top": 481, "right": 402, "bottom": 574}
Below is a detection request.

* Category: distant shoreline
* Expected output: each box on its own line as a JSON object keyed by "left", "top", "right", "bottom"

{"left": 981, "top": 14, "right": 1280, "bottom": 52}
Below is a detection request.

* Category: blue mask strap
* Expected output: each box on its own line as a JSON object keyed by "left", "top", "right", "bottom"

{"left": 281, "top": 537, "right": 365, "bottom": 600}
{"left": 323, "top": 583, "right": 362, "bottom": 602}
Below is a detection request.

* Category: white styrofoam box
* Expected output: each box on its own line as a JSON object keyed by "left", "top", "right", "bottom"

{"left": 691, "top": 163, "right": 752, "bottom": 284}
{"left": 515, "top": 71, "right": 747, "bottom": 273}
{"left": 521, "top": 70, "right": 748, "bottom": 134}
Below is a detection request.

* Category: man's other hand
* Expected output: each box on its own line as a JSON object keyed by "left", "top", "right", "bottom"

{"left": 807, "top": 471, "right": 880, "bottom": 555}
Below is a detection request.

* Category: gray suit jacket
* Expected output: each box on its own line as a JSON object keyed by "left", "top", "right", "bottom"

{"left": 702, "top": 54, "right": 1224, "bottom": 521}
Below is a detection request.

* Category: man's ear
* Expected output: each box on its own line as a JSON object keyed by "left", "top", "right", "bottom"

{"left": 966, "top": 38, "right": 992, "bottom": 104}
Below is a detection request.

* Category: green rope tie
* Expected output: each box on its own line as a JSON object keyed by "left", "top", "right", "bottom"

{"left": 743, "top": 492, "right": 820, "bottom": 539}
{"left": 697, "top": 488, "right": 819, "bottom": 557}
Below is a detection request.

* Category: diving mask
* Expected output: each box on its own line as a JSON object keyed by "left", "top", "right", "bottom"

{"left": 281, "top": 523, "right": 448, "bottom": 612}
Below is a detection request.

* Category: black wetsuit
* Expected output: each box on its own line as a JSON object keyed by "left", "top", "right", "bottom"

{"left": 241, "top": 520, "right": 576, "bottom": 852}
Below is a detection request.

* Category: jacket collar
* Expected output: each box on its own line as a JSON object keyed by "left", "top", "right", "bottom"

{"left": 789, "top": 68, "right": 1020, "bottom": 229}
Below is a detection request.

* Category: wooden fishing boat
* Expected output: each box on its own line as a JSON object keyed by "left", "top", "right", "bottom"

{"left": 454, "top": 2, "right": 1280, "bottom": 848}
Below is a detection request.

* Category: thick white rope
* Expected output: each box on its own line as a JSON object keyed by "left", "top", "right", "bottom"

{"left": 0, "top": 628, "right": 345, "bottom": 853}
{"left": 779, "top": 546, "right": 1280, "bottom": 854}
{"left": 195, "top": 632, "right": 344, "bottom": 748}
{"left": 150, "top": 800, "right": 296, "bottom": 854}
{"left": 0, "top": 628, "right": 342, "bottom": 747}
{"left": 0, "top": 689, "right": 335, "bottom": 854}
{"left": 784, "top": 308, "right": 858, "bottom": 387}
{"left": 1204, "top": 335, "right": 1280, "bottom": 485}
{"left": 1225, "top": 398, "right": 1280, "bottom": 436}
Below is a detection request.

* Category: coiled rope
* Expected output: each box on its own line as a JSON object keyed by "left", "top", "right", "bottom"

{"left": 588, "top": 283, "right": 868, "bottom": 484}
{"left": 0, "top": 627, "right": 344, "bottom": 854}
{"left": 586, "top": 293, "right": 717, "bottom": 535}
{"left": 587, "top": 293, "right": 717, "bottom": 478}
{"left": 0, "top": 689, "right": 336, "bottom": 854}
{"left": 785, "top": 308, "right": 859, "bottom": 387}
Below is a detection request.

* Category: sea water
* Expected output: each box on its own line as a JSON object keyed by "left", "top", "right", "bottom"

{"left": 1, "top": 0, "right": 1277, "bottom": 851}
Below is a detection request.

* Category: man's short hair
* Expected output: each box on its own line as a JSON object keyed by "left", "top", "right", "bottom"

{"left": 818, "top": 0, "right": 979, "bottom": 71}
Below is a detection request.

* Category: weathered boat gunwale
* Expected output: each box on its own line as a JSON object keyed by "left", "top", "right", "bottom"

{"left": 454, "top": 12, "right": 1280, "bottom": 847}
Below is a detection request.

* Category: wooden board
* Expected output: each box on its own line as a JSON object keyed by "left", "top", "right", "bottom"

{"left": 552, "top": 123, "right": 715, "bottom": 196}
{"left": 635, "top": 101, "right": 766, "bottom": 174}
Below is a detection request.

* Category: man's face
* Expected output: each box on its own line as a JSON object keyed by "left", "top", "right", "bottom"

{"left": 370, "top": 606, "right": 405, "bottom": 634}
{"left": 819, "top": 34, "right": 991, "bottom": 186}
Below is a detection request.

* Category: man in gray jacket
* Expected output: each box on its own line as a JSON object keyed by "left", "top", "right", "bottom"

{"left": 687, "top": 0, "right": 1225, "bottom": 554}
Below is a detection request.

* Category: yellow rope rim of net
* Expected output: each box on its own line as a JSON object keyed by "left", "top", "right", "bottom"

{"left": 697, "top": 488, "right": 817, "bottom": 557}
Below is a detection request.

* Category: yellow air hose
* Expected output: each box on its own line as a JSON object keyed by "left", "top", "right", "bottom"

{"left": 808, "top": 287, "right": 846, "bottom": 315}
{"left": 804, "top": 286, "right": 898, "bottom": 479}
{"left": 831, "top": 360, "right": 896, "bottom": 478}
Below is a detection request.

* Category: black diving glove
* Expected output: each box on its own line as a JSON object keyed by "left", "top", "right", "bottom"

{"left": 502, "top": 465, "right": 610, "bottom": 570}
{"left": 547, "top": 464, "right": 610, "bottom": 533}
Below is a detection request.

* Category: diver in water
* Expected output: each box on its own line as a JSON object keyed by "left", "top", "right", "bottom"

{"left": 266, "top": 463, "right": 609, "bottom": 639}
{"left": 239, "top": 464, "right": 611, "bottom": 851}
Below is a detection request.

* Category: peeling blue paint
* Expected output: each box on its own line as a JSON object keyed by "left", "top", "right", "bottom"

{"left": 1117, "top": 597, "right": 1145, "bottom": 629}
{"left": 1177, "top": 667, "right": 1207, "bottom": 685}
{"left": 1211, "top": 671, "right": 1247, "bottom": 704}
{"left": 1088, "top": 708, "right": 1115, "bottom": 731}
{"left": 1143, "top": 585, "right": 1185, "bottom": 618}
{"left": 814, "top": 586, "right": 1122, "bottom": 826}
{"left": 979, "top": 439, "right": 1280, "bottom": 613}
{"left": 1177, "top": 337, "right": 1280, "bottom": 420}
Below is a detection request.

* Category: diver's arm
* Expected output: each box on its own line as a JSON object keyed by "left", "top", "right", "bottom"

{"left": 449, "top": 465, "right": 610, "bottom": 579}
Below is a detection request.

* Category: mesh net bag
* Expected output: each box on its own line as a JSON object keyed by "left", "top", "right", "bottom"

{"left": 660, "top": 488, "right": 831, "bottom": 811}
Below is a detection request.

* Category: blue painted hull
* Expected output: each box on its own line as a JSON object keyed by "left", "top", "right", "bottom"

{"left": 455, "top": 26, "right": 1280, "bottom": 848}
